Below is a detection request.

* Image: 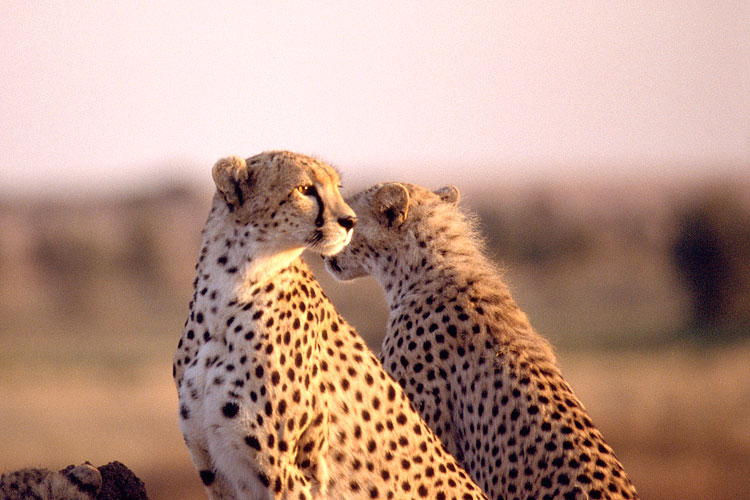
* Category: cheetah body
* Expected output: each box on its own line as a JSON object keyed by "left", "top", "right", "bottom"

{"left": 326, "top": 182, "right": 640, "bottom": 500}
{"left": 173, "top": 153, "right": 487, "bottom": 500}
{"left": 0, "top": 463, "right": 102, "bottom": 500}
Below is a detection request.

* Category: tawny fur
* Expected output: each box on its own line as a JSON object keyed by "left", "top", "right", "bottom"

{"left": 326, "top": 182, "right": 640, "bottom": 500}
{"left": 174, "top": 153, "right": 488, "bottom": 500}
{"left": 0, "top": 463, "right": 101, "bottom": 500}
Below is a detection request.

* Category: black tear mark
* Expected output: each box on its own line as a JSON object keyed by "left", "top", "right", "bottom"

{"left": 309, "top": 186, "right": 325, "bottom": 227}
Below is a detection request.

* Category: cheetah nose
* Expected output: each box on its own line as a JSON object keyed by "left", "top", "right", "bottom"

{"left": 337, "top": 216, "right": 356, "bottom": 231}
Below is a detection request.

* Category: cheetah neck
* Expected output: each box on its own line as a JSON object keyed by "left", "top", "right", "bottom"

{"left": 377, "top": 240, "right": 492, "bottom": 304}
{"left": 379, "top": 241, "right": 537, "bottom": 341}
{"left": 195, "top": 212, "right": 305, "bottom": 303}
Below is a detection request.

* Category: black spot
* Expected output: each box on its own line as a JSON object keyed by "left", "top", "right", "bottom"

{"left": 258, "top": 472, "right": 270, "bottom": 488}
{"left": 222, "top": 402, "right": 239, "bottom": 418}
{"left": 576, "top": 474, "right": 592, "bottom": 484}
{"left": 199, "top": 470, "right": 215, "bottom": 486}
{"left": 387, "top": 385, "right": 396, "bottom": 401}
{"left": 245, "top": 435, "right": 261, "bottom": 450}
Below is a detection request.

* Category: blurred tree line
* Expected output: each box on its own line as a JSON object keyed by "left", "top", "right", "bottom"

{"left": 672, "top": 188, "right": 750, "bottom": 332}
{"left": 1, "top": 180, "right": 748, "bottom": 342}
{"left": 472, "top": 184, "right": 750, "bottom": 340}
{"left": 0, "top": 185, "right": 205, "bottom": 321}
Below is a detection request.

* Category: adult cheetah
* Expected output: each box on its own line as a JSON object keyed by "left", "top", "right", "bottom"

{"left": 173, "top": 153, "right": 488, "bottom": 500}
{"left": 0, "top": 463, "right": 101, "bottom": 500}
{"left": 325, "top": 182, "right": 640, "bottom": 500}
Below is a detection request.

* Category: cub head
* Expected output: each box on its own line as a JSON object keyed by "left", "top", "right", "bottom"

{"left": 42, "top": 463, "right": 102, "bottom": 499}
{"left": 325, "top": 182, "right": 459, "bottom": 280}
{"left": 211, "top": 151, "right": 356, "bottom": 256}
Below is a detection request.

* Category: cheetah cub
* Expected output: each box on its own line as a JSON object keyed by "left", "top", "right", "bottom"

{"left": 326, "top": 182, "right": 639, "bottom": 500}
{"left": 174, "top": 153, "right": 488, "bottom": 500}
{"left": 0, "top": 463, "right": 101, "bottom": 500}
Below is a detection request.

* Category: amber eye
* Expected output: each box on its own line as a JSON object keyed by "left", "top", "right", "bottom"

{"left": 296, "top": 185, "right": 314, "bottom": 196}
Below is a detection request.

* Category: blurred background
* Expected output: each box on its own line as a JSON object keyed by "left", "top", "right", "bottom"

{"left": 1, "top": 3, "right": 748, "bottom": 499}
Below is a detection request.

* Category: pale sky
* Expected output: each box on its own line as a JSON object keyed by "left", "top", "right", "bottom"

{"left": 1, "top": 2, "right": 748, "bottom": 195}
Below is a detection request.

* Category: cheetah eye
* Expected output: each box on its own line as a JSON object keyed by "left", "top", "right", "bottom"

{"left": 296, "top": 184, "right": 315, "bottom": 196}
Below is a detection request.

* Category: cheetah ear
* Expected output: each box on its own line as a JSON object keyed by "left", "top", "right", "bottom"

{"left": 373, "top": 183, "right": 410, "bottom": 228}
{"left": 212, "top": 156, "right": 252, "bottom": 211}
{"left": 64, "top": 463, "right": 102, "bottom": 496}
{"left": 434, "top": 185, "right": 460, "bottom": 206}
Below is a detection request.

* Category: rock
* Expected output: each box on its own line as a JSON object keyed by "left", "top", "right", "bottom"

{"left": 61, "top": 461, "right": 149, "bottom": 500}
{"left": 95, "top": 461, "right": 149, "bottom": 500}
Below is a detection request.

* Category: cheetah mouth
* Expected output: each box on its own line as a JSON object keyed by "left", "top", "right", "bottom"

{"left": 308, "top": 227, "right": 353, "bottom": 256}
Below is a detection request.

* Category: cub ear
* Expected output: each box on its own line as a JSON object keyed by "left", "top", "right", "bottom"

{"left": 64, "top": 463, "right": 102, "bottom": 496}
{"left": 212, "top": 156, "right": 251, "bottom": 210}
{"left": 372, "top": 183, "right": 410, "bottom": 228}
{"left": 434, "top": 185, "right": 460, "bottom": 206}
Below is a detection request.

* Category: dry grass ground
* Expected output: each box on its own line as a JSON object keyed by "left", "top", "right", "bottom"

{"left": 1, "top": 316, "right": 748, "bottom": 500}
{"left": 561, "top": 345, "right": 750, "bottom": 500}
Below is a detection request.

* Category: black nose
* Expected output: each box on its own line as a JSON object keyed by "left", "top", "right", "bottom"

{"left": 337, "top": 216, "right": 356, "bottom": 230}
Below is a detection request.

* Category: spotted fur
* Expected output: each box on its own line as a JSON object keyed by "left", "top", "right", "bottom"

{"left": 0, "top": 463, "right": 102, "bottom": 500}
{"left": 326, "top": 182, "right": 640, "bottom": 500}
{"left": 173, "top": 153, "right": 488, "bottom": 500}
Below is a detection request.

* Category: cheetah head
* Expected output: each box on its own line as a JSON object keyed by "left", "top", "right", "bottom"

{"left": 325, "top": 182, "right": 459, "bottom": 280}
{"left": 63, "top": 463, "right": 102, "bottom": 497}
{"left": 211, "top": 151, "right": 357, "bottom": 256}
